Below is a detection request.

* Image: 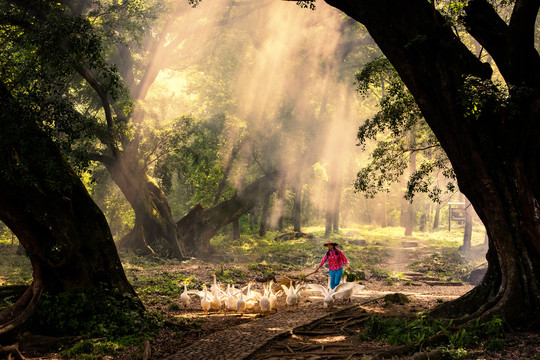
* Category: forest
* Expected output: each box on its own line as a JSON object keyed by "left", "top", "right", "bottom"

{"left": 1, "top": 0, "right": 539, "bottom": 359}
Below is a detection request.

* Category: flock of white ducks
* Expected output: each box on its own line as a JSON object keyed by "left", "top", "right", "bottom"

{"left": 180, "top": 273, "right": 364, "bottom": 314}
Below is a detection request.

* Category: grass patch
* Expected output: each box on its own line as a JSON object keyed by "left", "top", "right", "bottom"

{"left": 0, "top": 245, "right": 32, "bottom": 286}
{"left": 408, "top": 247, "right": 485, "bottom": 281}
{"left": 359, "top": 315, "right": 505, "bottom": 353}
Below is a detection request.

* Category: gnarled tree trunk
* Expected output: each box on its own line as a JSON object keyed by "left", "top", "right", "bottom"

{"left": 108, "top": 155, "right": 183, "bottom": 259}
{"left": 0, "top": 94, "right": 140, "bottom": 344}
{"left": 177, "top": 172, "right": 280, "bottom": 257}
{"left": 324, "top": 0, "right": 540, "bottom": 326}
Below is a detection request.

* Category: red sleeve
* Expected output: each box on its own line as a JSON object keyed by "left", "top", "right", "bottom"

{"left": 339, "top": 249, "right": 348, "bottom": 265}
{"left": 318, "top": 252, "right": 328, "bottom": 268}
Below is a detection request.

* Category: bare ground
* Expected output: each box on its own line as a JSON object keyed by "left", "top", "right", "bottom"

{"left": 15, "top": 241, "right": 540, "bottom": 360}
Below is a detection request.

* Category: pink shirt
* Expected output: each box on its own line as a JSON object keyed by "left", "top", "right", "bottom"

{"left": 318, "top": 248, "right": 348, "bottom": 271}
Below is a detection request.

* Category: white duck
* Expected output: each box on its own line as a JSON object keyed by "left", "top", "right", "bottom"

{"left": 268, "top": 280, "right": 280, "bottom": 312}
{"left": 334, "top": 278, "right": 365, "bottom": 303}
{"left": 308, "top": 277, "right": 340, "bottom": 310}
{"left": 242, "top": 281, "right": 261, "bottom": 311}
{"left": 180, "top": 281, "right": 191, "bottom": 310}
{"left": 259, "top": 284, "right": 271, "bottom": 315}
{"left": 227, "top": 285, "right": 238, "bottom": 311}
{"left": 200, "top": 285, "right": 212, "bottom": 314}
{"left": 281, "top": 280, "right": 305, "bottom": 310}
{"left": 236, "top": 290, "right": 246, "bottom": 314}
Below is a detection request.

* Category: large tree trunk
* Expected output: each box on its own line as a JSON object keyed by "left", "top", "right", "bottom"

{"left": 177, "top": 172, "right": 280, "bottom": 257}
{"left": 108, "top": 155, "right": 183, "bottom": 259}
{"left": 324, "top": 0, "right": 540, "bottom": 326}
{"left": 0, "top": 98, "right": 140, "bottom": 344}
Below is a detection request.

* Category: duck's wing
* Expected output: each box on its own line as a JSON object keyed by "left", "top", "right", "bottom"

{"left": 333, "top": 282, "right": 355, "bottom": 293}
{"left": 250, "top": 289, "right": 263, "bottom": 301}
{"left": 306, "top": 283, "right": 327, "bottom": 295}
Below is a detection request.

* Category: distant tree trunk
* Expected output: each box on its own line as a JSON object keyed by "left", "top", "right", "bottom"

{"left": 213, "top": 143, "right": 242, "bottom": 205}
{"left": 177, "top": 172, "right": 280, "bottom": 257}
{"left": 292, "top": 177, "right": 302, "bottom": 232}
{"left": 276, "top": 188, "right": 285, "bottom": 232}
{"left": 462, "top": 198, "right": 473, "bottom": 251}
{"left": 379, "top": 193, "right": 388, "bottom": 227}
{"left": 0, "top": 104, "right": 140, "bottom": 344}
{"left": 109, "top": 156, "right": 182, "bottom": 259}
{"left": 324, "top": 179, "right": 335, "bottom": 237}
{"left": 232, "top": 218, "right": 240, "bottom": 240}
{"left": 404, "top": 174, "right": 415, "bottom": 236}
{"left": 249, "top": 210, "right": 257, "bottom": 232}
{"left": 433, "top": 203, "right": 441, "bottom": 229}
{"left": 332, "top": 174, "right": 342, "bottom": 233}
{"left": 399, "top": 196, "right": 407, "bottom": 227}
{"left": 259, "top": 192, "right": 271, "bottom": 237}
{"left": 404, "top": 129, "right": 417, "bottom": 236}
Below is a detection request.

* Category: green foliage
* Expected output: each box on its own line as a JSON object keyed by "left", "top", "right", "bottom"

{"left": 216, "top": 268, "right": 248, "bottom": 284}
{"left": 155, "top": 114, "right": 233, "bottom": 211}
{"left": 211, "top": 230, "right": 319, "bottom": 268}
{"left": 360, "top": 315, "right": 505, "bottom": 351}
{"left": 360, "top": 316, "right": 438, "bottom": 345}
{"left": 0, "top": 246, "right": 32, "bottom": 286}
{"left": 354, "top": 57, "right": 455, "bottom": 203}
{"left": 32, "top": 287, "right": 160, "bottom": 337}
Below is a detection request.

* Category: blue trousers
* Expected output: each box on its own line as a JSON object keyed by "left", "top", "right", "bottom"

{"left": 329, "top": 268, "right": 343, "bottom": 289}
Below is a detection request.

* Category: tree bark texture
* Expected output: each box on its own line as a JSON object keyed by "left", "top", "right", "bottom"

{"left": 324, "top": 0, "right": 540, "bottom": 326}
{"left": 0, "top": 99, "right": 139, "bottom": 343}
{"left": 109, "top": 155, "right": 183, "bottom": 259}
{"left": 177, "top": 172, "right": 280, "bottom": 257}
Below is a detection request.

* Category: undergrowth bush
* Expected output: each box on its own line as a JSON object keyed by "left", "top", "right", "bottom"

{"left": 32, "top": 286, "right": 162, "bottom": 338}
{"left": 359, "top": 315, "right": 505, "bottom": 353}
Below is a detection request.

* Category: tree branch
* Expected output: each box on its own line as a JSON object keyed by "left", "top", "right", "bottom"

{"left": 87, "top": 153, "right": 115, "bottom": 166}
{"left": 463, "top": 0, "right": 510, "bottom": 78}
{"left": 406, "top": 144, "right": 441, "bottom": 153}
{"left": 73, "top": 66, "right": 120, "bottom": 159}
{"left": 465, "top": 0, "right": 540, "bottom": 86}
{"left": 509, "top": 0, "right": 540, "bottom": 50}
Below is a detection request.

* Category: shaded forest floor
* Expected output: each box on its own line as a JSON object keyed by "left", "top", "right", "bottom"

{"left": 2, "top": 225, "right": 540, "bottom": 359}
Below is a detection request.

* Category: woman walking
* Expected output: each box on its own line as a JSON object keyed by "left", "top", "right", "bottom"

{"left": 315, "top": 240, "right": 351, "bottom": 289}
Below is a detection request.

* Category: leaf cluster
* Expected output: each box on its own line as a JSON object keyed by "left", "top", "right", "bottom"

{"left": 354, "top": 57, "right": 455, "bottom": 202}
{"left": 154, "top": 113, "right": 230, "bottom": 206}
{"left": 0, "top": 1, "right": 126, "bottom": 176}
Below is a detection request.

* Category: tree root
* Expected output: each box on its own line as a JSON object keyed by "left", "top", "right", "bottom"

{"left": 0, "top": 344, "right": 25, "bottom": 360}
{"left": 142, "top": 339, "right": 151, "bottom": 360}
{"left": 0, "top": 281, "right": 43, "bottom": 345}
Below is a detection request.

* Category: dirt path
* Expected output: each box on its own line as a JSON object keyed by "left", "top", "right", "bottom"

{"left": 163, "top": 276, "right": 472, "bottom": 360}
{"left": 164, "top": 300, "right": 371, "bottom": 360}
